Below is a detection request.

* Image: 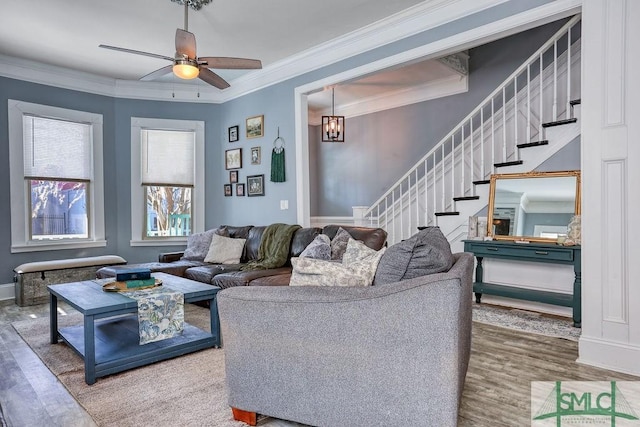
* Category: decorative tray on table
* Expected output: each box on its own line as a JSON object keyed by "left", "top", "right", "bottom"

{"left": 102, "top": 279, "right": 163, "bottom": 292}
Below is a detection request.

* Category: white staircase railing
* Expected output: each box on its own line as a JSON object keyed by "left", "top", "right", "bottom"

{"left": 363, "top": 16, "right": 582, "bottom": 244}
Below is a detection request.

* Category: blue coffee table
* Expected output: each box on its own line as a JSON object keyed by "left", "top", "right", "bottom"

{"left": 48, "top": 272, "right": 220, "bottom": 385}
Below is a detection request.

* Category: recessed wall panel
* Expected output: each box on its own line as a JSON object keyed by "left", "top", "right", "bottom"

{"left": 602, "top": 159, "right": 627, "bottom": 323}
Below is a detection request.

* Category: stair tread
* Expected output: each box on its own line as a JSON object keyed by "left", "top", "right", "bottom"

{"left": 494, "top": 160, "right": 523, "bottom": 168}
{"left": 434, "top": 211, "right": 460, "bottom": 216}
{"left": 453, "top": 196, "right": 480, "bottom": 201}
{"left": 517, "top": 140, "right": 549, "bottom": 149}
{"left": 542, "top": 118, "right": 578, "bottom": 128}
{"left": 473, "top": 180, "right": 491, "bottom": 185}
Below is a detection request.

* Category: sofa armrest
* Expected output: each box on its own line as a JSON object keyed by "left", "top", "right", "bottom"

{"left": 217, "top": 252, "right": 473, "bottom": 426}
{"left": 158, "top": 251, "right": 184, "bottom": 263}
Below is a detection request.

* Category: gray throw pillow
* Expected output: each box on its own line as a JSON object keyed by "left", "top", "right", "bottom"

{"left": 300, "top": 234, "right": 331, "bottom": 260}
{"left": 182, "top": 227, "right": 229, "bottom": 261}
{"left": 373, "top": 226, "right": 453, "bottom": 285}
{"left": 331, "top": 227, "right": 352, "bottom": 261}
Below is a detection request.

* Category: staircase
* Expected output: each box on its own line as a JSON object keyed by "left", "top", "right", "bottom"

{"left": 363, "top": 17, "right": 582, "bottom": 247}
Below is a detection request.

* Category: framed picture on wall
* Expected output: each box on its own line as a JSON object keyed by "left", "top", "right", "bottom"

{"left": 224, "top": 184, "right": 232, "bottom": 197}
{"left": 246, "top": 115, "right": 264, "bottom": 139}
{"left": 236, "top": 183, "right": 245, "bottom": 197}
{"left": 251, "top": 146, "right": 261, "bottom": 165}
{"left": 229, "top": 170, "right": 238, "bottom": 183}
{"left": 225, "top": 148, "right": 242, "bottom": 170}
{"left": 247, "top": 174, "right": 265, "bottom": 196}
{"left": 228, "top": 125, "right": 239, "bottom": 142}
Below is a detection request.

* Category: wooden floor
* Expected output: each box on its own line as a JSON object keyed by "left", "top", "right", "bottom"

{"left": 0, "top": 300, "right": 638, "bottom": 427}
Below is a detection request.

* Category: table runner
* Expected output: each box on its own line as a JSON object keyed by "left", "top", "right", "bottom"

{"left": 127, "top": 288, "right": 184, "bottom": 345}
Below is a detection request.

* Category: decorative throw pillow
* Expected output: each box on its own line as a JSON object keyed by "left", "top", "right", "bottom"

{"left": 373, "top": 226, "right": 453, "bottom": 285}
{"left": 182, "top": 227, "right": 229, "bottom": 261}
{"left": 300, "top": 234, "right": 331, "bottom": 260}
{"left": 342, "top": 238, "right": 377, "bottom": 264}
{"left": 330, "top": 227, "right": 353, "bottom": 261}
{"left": 204, "top": 234, "right": 246, "bottom": 264}
{"left": 290, "top": 245, "right": 385, "bottom": 287}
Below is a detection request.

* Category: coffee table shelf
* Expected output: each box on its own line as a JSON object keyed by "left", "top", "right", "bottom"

{"left": 48, "top": 272, "right": 220, "bottom": 384}
{"left": 59, "top": 316, "right": 215, "bottom": 380}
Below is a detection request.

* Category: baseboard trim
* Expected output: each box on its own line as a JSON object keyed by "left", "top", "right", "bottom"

{"left": 0, "top": 283, "right": 15, "bottom": 302}
{"left": 578, "top": 336, "right": 640, "bottom": 376}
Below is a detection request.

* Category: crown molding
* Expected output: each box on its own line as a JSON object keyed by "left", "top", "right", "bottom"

{"left": 0, "top": 54, "right": 221, "bottom": 103}
{"left": 0, "top": 54, "right": 117, "bottom": 97}
{"left": 308, "top": 75, "right": 468, "bottom": 125}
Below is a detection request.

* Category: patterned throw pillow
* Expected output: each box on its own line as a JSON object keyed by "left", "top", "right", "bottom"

{"left": 290, "top": 241, "right": 386, "bottom": 287}
{"left": 300, "top": 234, "right": 331, "bottom": 260}
{"left": 204, "top": 234, "right": 246, "bottom": 264}
{"left": 342, "top": 238, "right": 376, "bottom": 264}
{"left": 182, "top": 227, "right": 229, "bottom": 261}
{"left": 330, "top": 227, "right": 353, "bottom": 261}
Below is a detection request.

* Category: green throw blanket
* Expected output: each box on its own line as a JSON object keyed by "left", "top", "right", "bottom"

{"left": 242, "top": 223, "right": 301, "bottom": 270}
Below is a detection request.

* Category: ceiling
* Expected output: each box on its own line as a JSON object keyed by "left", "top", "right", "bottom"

{"left": 0, "top": 0, "right": 477, "bottom": 113}
{"left": 0, "top": 0, "right": 427, "bottom": 83}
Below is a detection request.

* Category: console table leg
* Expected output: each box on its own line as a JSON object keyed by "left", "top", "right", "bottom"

{"left": 474, "top": 257, "right": 484, "bottom": 304}
{"left": 573, "top": 268, "right": 582, "bottom": 328}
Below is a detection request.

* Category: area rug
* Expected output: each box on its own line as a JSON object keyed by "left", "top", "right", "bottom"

{"left": 12, "top": 305, "right": 244, "bottom": 427}
{"left": 472, "top": 303, "right": 581, "bottom": 341}
{"left": 12, "top": 303, "right": 580, "bottom": 426}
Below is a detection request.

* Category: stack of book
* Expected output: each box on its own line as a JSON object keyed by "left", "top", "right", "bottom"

{"left": 113, "top": 268, "right": 156, "bottom": 289}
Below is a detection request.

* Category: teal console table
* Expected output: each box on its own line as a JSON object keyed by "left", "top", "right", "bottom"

{"left": 463, "top": 240, "right": 581, "bottom": 327}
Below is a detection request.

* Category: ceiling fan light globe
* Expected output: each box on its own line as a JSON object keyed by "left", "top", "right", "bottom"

{"left": 173, "top": 62, "right": 199, "bottom": 79}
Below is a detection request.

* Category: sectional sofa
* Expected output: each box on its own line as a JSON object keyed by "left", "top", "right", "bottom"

{"left": 97, "top": 224, "right": 387, "bottom": 288}
{"left": 218, "top": 228, "right": 474, "bottom": 426}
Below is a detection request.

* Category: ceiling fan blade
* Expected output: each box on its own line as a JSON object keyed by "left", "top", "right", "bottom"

{"left": 140, "top": 65, "right": 174, "bottom": 81}
{"left": 198, "top": 57, "right": 262, "bottom": 70}
{"left": 175, "top": 29, "right": 197, "bottom": 59}
{"left": 99, "top": 44, "right": 174, "bottom": 62}
{"left": 198, "top": 68, "right": 230, "bottom": 89}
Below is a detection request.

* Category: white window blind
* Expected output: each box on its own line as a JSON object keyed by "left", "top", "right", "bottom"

{"left": 23, "top": 115, "right": 92, "bottom": 180}
{"left": 141, "top": 129, "right": 195, "bottom": 186}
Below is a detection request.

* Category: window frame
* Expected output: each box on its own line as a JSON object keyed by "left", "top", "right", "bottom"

{"left": 130, "top": 117, "right": 205, "bottom": 246}
{"left": 8, "top": 100, "right": 106, "bottom": 253}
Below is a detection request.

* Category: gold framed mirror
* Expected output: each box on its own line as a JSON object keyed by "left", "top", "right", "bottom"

{"left": 487, "top": 170, "right": 581, "bottom": 243}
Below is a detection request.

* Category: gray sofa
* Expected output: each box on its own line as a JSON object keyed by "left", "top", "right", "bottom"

{"left": 217, "top": 252, "right": 474, "bottom": 426}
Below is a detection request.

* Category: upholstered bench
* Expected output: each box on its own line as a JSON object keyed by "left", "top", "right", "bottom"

{"left": 13, "top": 255, "right": 127, "bottom": 306}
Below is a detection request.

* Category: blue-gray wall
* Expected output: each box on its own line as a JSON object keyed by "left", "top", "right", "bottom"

{"left": 0, "top": 0, "right": 561, "bottom": 285}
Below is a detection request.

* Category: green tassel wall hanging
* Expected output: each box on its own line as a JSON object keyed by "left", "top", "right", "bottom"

{"left": 271, "top": 128, "right": 286, "bottom": 182}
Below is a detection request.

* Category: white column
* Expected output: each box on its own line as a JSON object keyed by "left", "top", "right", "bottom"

{"left": 352, "top": 206, "right": 370, "bottom": 226}
{"left": 579, "top": 0, "right": 640, "bottom": 375}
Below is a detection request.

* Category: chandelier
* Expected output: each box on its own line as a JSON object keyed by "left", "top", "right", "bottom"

{"left": 321, "top": 88, "right": 345, "bottom": 143}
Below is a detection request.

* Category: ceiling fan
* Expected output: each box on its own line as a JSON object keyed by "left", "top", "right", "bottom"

{"left": 98, "top": 1, "right": 262, "bottom": 89}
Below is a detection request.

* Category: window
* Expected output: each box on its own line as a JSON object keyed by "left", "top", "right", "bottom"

{"left": 131, "top": 118, "right": 204, "bottom": 245}
{"left": 142, "top": 129, "right": 193, "bottom": 238}
{"left": 8, "top": 100, "right": 105, "bottom": 252}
